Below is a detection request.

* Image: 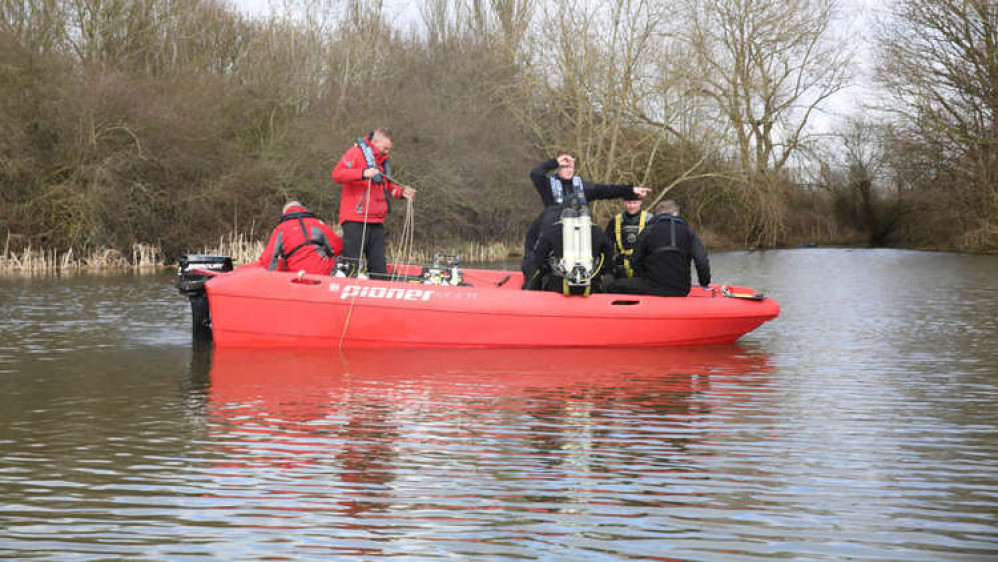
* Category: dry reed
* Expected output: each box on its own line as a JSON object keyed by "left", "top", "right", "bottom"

{"left": 388, "top": 240, "right": 519, "bottom": 266}
{"left": 1, "top": 230, "right": 519, "bottom": 276}
{"left": 202, "top": 231, "right": 265, "bottom": 266}
{"left": 1, "top": 232, "right": 167, "bottom": 275}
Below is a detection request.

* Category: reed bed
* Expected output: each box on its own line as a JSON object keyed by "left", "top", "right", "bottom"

{"left": 203, "top": 235, "right": 520, "bottom": 269}
{"left": 388, "top": 240, "right": 519, "bottom": 266}
{"left": 1, "top": 236, "right": 167, "bottom": 275}
{"left": 201, "top": 231, "right": 265, "bottom": 267}
{"left": 1, "top": 230, "right": 518, "bottom": 276}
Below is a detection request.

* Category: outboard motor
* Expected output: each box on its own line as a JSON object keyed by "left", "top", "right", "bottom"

{"left": 555, "top": 195, "right": 595, "bottom": 295}
{"left": 176, "top": 254, "right": 232, "bottom": 342}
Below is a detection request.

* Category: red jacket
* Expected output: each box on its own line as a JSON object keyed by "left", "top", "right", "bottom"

{"left": 331, "top": 143, "right": 405, "bottom": 224}
{"left": 256, "top": 205, "right": 343, "bottom": 275}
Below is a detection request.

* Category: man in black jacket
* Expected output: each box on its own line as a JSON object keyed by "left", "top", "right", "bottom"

{"left": 605, "top": 199, "right": 653, "bottom": 279}
{"left": 522, "top": 154, "right": 649, "bottom": 279}
{"left": 530, "top": 154, "right": 650, "bottom": 208}
{"left": 523, "top": 201, "right": 614, "bottom": 294}
{"left": 607, "top": 200, "right": 710, "bottom": 297}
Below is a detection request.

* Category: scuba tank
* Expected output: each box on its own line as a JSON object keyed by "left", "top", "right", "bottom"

{"left": 555, "top": 195, "right": 595, "bottom": 294}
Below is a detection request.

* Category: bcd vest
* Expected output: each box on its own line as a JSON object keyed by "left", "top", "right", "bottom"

{"left": 612, "top": 210, "right": 651, "bottom": 278}
{"left": 648, "top": 214, "right": 686, "bottom": 255}
{"left": 549, "top": 175, "right": 586, "bottom": 205}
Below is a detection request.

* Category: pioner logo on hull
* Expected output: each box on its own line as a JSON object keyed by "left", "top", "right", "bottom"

{"left": 330, "top": 282, "right": 434, "bottom": 301}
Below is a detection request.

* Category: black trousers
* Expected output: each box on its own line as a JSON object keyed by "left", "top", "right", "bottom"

{"left": 341, "top": 221, "right": 387, "bottom": 276}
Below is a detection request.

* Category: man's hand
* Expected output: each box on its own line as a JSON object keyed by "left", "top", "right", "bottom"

{"left": 633, "top": 186, "right": 651, "bottom": 198}
{"left": 556, "top": 154, "right": 575, "bottom": 168}
{"left": 401, "top": 186, "right": 416, "bottom": 200}
{"left": 362, "top": 168, "right": 380, "bottom": 179}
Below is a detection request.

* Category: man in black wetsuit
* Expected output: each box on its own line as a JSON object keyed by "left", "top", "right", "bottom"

{"left": 605, "top": 199, "right": 653, "bottom": 279}
{"left": 530, "top": 154, "right": 651, "bottom": 208}
{"left": 606, "top": 200, "right": 710, "bottom": 297}
{"left": 523, "top": 200, "right": 614, "bottom": 294}
{"left": 521, "top": 154, "right": 650, "bottom": 281}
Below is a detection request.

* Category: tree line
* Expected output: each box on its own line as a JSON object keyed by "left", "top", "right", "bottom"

{"left": 1, "top": 0, "right": 996, "bottom": 261}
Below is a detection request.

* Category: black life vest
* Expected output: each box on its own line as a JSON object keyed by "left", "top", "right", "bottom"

{"left": 649, "top": 215, "right": 686, "bottom": 255}
{"left": 279, "top": 211, "right": 330, "bottom": 258}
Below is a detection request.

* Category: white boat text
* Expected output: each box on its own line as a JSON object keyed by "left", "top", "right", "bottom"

{"left": 331, "top": 283, "right": 434, "bottom": 301}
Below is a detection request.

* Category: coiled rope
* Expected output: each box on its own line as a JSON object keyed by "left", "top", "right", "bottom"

{"left": 390, "top": 197, "right": 416, "bottom": 282}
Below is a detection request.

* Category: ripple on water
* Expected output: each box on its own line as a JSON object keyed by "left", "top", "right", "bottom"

{"left": 2, "top": 253, "right": 998, "bottom": 559}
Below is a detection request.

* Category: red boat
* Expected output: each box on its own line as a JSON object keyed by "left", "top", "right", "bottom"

{"left": 177, "top": 255, "right": 779, "bottom": 348}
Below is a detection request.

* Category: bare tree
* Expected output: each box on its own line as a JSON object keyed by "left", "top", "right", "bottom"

{"left": 877, "top": 0, "right": 998, "bottom": 249}
{"left": 515, "top": 0, "right": 667, "bottom": 188}
{"left": 1, "top": 0, "right": 66, "bottom": 55}
{"left": 677, "top": 0, "right": 852, "bottom": 175}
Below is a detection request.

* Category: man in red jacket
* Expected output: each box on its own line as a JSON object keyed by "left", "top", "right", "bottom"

{"left": 331, "top": 128, "right": 415, "bottom": 277}
{"left": 257, "top": 201, "right": 343, "bottom": 275}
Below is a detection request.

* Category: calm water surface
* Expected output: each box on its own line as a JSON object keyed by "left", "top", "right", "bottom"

{"left": 1, "top": 249, "right": 997, "bottom": 560}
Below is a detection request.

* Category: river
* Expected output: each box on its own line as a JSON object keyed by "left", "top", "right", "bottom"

{"left": 1, "top": 248, "right": 996, "bottom": 560}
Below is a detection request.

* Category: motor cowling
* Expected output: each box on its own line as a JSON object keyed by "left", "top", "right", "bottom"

{"left": 176, "top": 254, "right": 232, "bottom": 342}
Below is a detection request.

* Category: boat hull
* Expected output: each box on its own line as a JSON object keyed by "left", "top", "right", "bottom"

{"left": 202, "top": 266, "right": 779, "bottom": 348}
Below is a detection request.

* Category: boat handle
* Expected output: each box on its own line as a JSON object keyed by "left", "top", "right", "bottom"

{"left": 290, "top": 270, "right": 321, "bottom": 286}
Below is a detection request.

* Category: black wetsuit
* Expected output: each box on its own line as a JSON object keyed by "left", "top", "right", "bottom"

{"left": 605, "top": 210, "right": 652, "bottom": 277}
{"left": 607, "top": 214, "right": 710, "bottom": 297}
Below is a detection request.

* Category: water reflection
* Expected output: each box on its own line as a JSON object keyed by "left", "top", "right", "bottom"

{"left": 6, "top": 251, "right": 996, "bottom": 559}
{"left": 192, "top": 346, "right": 775, "bottom": 535}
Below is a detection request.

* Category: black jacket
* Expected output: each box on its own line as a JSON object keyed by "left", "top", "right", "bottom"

{"left": 632, "top": 214, "right": 710, "bottom": 294}
{"left": 530, "top": 159, "right": 635, "bottom": 207}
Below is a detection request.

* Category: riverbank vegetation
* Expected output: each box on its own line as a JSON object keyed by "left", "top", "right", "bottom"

{"left": 2, "top": 0, "right": 996, "bottom": 273}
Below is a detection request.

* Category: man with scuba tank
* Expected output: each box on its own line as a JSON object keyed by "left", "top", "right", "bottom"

{"left": 524, "top": 197, "right": 614, "bottom": 295}
{"left": 331, "top": 128, "right": 415, "bottom": 277}
{"left": 607, "top": 200, "right": 711, "bottom": 297}
{"left": 521, "top": 154, "right": 651, "bottom": 285}
{"left": 257, "top": 201, "right": 344, "bottom": 275}
{"left": 606, "top": 199, "right": 653, "bottom": 279}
